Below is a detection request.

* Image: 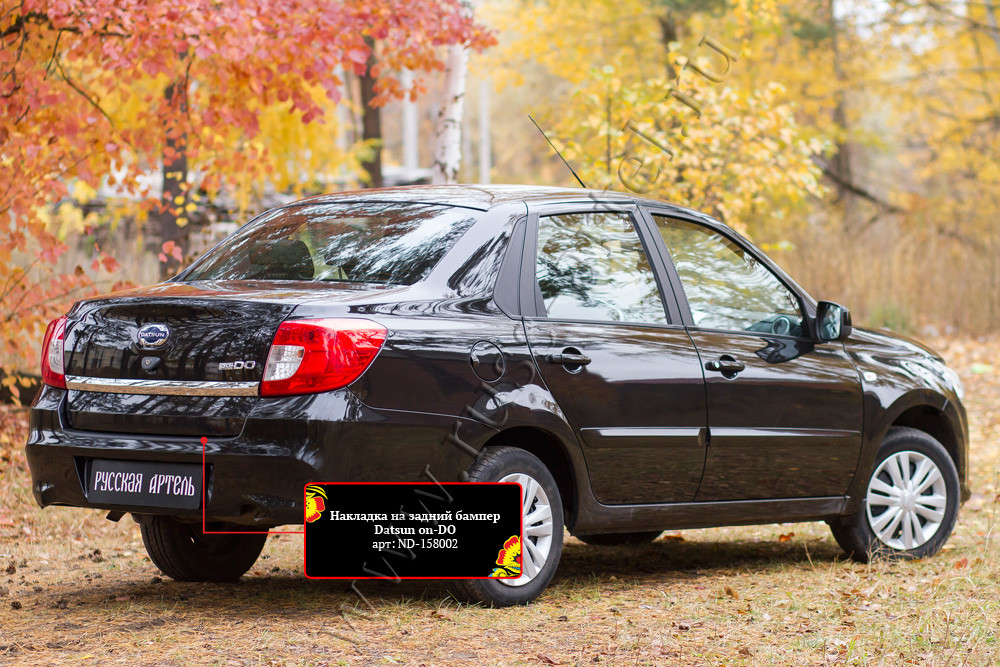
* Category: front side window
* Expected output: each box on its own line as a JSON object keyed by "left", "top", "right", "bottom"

{"left": 184, "top": 202, "right": 477, "bottom": 285}
{"left": 653, "top": 215, "right": 805, "bottom": 336}
{"left": 535, "top": 211, "right": 667, "bottom": 324}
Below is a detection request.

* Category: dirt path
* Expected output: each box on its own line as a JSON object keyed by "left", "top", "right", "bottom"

{"left": 2, "top": 337, "right": 999, "bottom": 665}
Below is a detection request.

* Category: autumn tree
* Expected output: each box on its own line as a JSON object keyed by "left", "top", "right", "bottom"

{"left": 432, "top": 0, "right": 474, "bottom": 183}
{"left": 484, "top": 0, "right": 825, "bottom": 236}
{"left": 740, "top": 0, "right": 1000, "bottom": 331}
{"left": 484, "top": 0, "right": 1000, "bottom": 333}
{"left": 0, "top": 0, "right": 493, "bottom": 384}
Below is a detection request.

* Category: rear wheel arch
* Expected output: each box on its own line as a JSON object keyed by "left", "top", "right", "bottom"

{"left": 478, "top": 426, "right": 578, "bottom": 529}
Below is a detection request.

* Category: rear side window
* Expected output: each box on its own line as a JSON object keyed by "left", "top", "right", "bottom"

{"left": 534, "top": 211, "right": 668, "bottom": 324}
{"left": 184, "top": 202, "right": 477, "bottom": 285}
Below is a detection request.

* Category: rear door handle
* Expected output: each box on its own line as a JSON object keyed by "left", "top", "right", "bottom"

{"left": 705, "top": 356, "right": 745, "bottom": 376}
{"left": 548, "top": 352, "right": 592, "bottom": 366}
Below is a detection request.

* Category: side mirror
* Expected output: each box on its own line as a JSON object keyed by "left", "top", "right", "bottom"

{"left": 816, "top": 301, "right": 852, "bottom": 342}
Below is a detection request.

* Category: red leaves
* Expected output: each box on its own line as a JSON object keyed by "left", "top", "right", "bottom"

{"left": 99, "top": 253, "right": 119, "bottom": 274}
{"left": 194, "top": 42, "right": 214, "bottom": 60}
{"left": 158, "top": 241, "right": 182, "bottom": 263}
{"left": 36, "top": 228, "right": 68, "bottom": 264}
{"left": 1, "top": 0, "right": 493, "bottom": 373}
{"left": 347, "top": 48, "right": 369, "bottom": 66}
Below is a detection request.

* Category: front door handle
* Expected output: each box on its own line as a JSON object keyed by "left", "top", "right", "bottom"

{"left": 705, "top": 355, "right": 745, "bottom": 377}
{"left": 548, "top": 352, "right": 592, "bottom": 366}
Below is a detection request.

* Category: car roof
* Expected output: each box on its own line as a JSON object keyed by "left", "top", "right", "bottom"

{"left": 293, "top": 184, "right": 656, "bottom": 212}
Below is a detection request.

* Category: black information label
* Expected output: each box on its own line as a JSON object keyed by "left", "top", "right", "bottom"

{"left": 87, "top": 459, "right": 201, "bottom": 509}
{"left": 304, "top": 483, "right": 522, "bottom": 580}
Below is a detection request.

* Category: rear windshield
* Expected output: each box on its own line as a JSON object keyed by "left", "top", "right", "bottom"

{"left": 183, "top": 202, "right": 478, "bottom": 285}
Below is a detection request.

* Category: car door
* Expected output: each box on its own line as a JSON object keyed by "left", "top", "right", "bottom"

{"left": 645, "top": 210, "right": 864, "bottom": 501}
{"left": 521, "top": 203, "right": 707, "bottom": 505}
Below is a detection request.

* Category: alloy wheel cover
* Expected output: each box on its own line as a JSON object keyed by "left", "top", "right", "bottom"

{"left": 498, "top": 472, "right": 554, "bottom": 587}
{"left": 865, "top": 450, "right": 948, "bottom": 551}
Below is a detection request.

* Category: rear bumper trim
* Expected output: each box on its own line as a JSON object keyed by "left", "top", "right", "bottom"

{"left": 65, "top": 375, "right": 259, "bottom": 397}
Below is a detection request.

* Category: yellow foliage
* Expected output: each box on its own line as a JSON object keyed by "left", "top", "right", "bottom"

{"left": 485, "top": 0, "right": 824, "bottom": 237}
{"left": 482, "top": 0, "right": 664, "bottom": 87}
{"left": 72, "top": 181, "right": 97, "bottom": 204}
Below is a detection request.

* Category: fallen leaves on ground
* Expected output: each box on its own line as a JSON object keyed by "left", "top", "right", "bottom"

{"left": 2, "top": 337, "right": 1000, "bottom": 664}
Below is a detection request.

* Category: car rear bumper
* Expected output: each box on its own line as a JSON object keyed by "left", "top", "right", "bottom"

{"left": 26, "top": 385, "right": 489, "bottom": 526}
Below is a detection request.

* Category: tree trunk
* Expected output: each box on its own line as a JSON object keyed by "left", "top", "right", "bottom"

{"left": 658, "top": 13, "right": 680, "bottom": 79}
{"left": 359, "top": 37, "right": 383, "bottom": 189}
{"left": 402, "top": 70, "right": 419, "bottom": 173}
{"left": 983, "top": 1, "right": 1000, "bottom": 58}
{"left": 478, "top": 78, "right": 492, "bottom": 183}
{"left": 432, "top": 1, "right": 472, "bottom": 184}
{"left": 827, "top": 0, "right": 859, "bottom": 230}
{"left": 155, "top": 81, "right": 188, "bottom": 280}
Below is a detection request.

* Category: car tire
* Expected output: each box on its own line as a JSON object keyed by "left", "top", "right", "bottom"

{"left": 829, "top": 427, "right": 960, "bottom": 562}
{"left": 574, "top": 531, "right": 662, "bottom": 546}
{"left": 449, "top": 446, "right": 564, "bottom": 607}
{"left": 140, "top": 516, "right": 268, "bottom": 582}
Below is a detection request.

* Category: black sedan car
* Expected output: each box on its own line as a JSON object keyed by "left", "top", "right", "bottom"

{"left": 26, "top": 185, "right": 968, "bottom": 606}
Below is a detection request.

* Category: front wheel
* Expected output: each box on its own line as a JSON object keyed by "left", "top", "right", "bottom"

{"left": 449, "top": 447, "right": 564, "bottom": 607}
{"left": 140, "top": 516, "right": 268, "bottom": 582}
{"left": 830, "top": 427, "right": 960, "bottom": 562}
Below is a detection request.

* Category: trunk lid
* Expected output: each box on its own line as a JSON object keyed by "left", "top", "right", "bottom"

{"left": 62, "top": 281, "right": 382, "bottom": 436}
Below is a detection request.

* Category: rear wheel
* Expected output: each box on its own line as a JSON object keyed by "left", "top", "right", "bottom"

{"left": 830, "top": 427, "right": 960, "bottom": 562}
{"left": 449, "top": 447, "right": 564, "bottom": 607}
{"left": 575, "top": 531, "right": 662, "bottom": 546}
{"left": 140, "top": 516, "right": 268, "bottom": 582}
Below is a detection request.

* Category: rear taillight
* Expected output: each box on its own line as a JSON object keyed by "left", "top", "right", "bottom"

{"left": 260, "top": 318, "right": 387, "bottom": 396}
{"left": 40, "top": 316, "right": 68, "bottom": 389}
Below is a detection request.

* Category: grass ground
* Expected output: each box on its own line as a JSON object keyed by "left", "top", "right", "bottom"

{"left": 1, "top": 337, "right": 999, "bottom": 666}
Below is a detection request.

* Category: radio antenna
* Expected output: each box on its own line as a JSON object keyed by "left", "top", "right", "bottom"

{"left": 528, "top": 115, "right": 588, "bottom": 189}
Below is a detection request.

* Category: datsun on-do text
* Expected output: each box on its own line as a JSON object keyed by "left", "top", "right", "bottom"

{"left": 26, "top": 185, "right": 969, "bottom": 606}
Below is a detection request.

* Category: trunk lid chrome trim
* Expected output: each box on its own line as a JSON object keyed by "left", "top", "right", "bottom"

{"left": 65, "top": 376, "right": 259, "bottom": 397}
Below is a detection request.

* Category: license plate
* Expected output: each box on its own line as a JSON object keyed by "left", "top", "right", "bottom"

{"left": 87, "top": 459, "right": 202, "bottom": 510}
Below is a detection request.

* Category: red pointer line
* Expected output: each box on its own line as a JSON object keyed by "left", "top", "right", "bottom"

{"left": 201, "top": 436, "right": 304, "bottom": 535}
